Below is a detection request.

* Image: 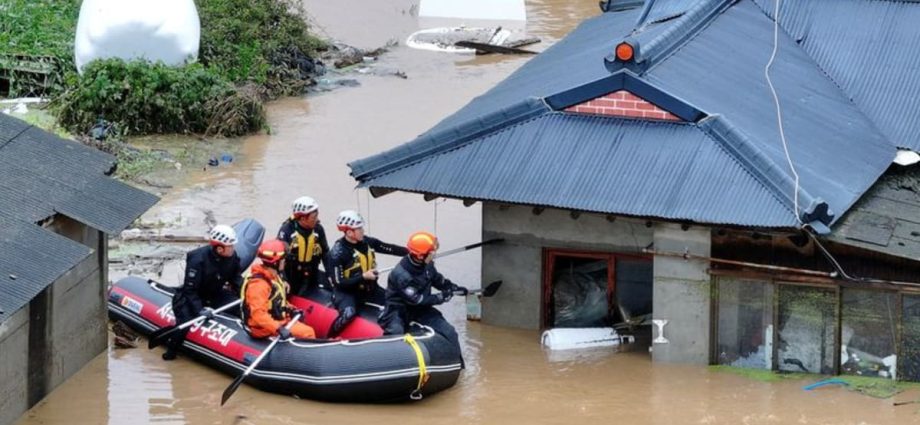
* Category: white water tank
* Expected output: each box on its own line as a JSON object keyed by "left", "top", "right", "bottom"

{"left": 541, "top": 327, "right": 634, "bottom": 351}
{"left": 74, "top": 0, "right": 200, "bottom": 73}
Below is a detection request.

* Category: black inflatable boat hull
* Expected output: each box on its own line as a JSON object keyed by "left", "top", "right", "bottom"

{"left": 108, "top": 276, "right": 462, "bottom": 403}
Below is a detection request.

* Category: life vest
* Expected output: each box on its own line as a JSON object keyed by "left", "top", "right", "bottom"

{"left": 240, "top": 268, "right": 287, "bottom": 323}
{"left": 289, "top": 216, "right": 322, "bottom": 263}
{"left": 343, "top": 245, "right": 376, "bottom": 279}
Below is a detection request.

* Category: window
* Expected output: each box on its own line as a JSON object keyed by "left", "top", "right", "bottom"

{"left": 840, "top": 289, "right": 898, "bottom": 379}
{"left": 777, "top": 285, "right": 837, "bottom": 374}
{"left": 715, "top": 277, "right": 773, "bottom": 369}
{"left": 542, "top": 249, "right": 652, "bottom": 329}
{"left": 902, "top": 295, "right": 920, "bottom": 381}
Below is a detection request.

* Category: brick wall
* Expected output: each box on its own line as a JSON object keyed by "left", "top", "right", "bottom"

{"left": 565, "top": 90, "right": 680, "bottom": 121}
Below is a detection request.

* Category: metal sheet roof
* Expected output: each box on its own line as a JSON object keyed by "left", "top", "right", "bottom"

{"left": 643, "top": 0, "right": 893, "bottom": 225}
{"left": 362, "top": 113, "right": 797, "bottom": 227}
{"left": 642, "top": 0, "right": 698, "bottom": 25}
{"left": 754, "top": 0, "right": 920, "bottom": 151}
{"left": 0, "top": 116, "right": 158, "bottom": 233}
{"left": 0, "top": 216, "right": 91, "bottom": 321}
{"left": 0, "top": 113, "right": 159, "bottom": 322}
{"left": 413, "top": 8, "right": 641, "bottom": 139}
{"left": 351, "top": 0, "right": 906, "bottom": 233}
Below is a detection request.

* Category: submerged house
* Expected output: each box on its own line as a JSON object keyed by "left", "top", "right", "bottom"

{"left": 350, "top": 0, "right": 920, "bottom": 381}
{"left": 0, "top": 114, "right": 157, "bottom": 425}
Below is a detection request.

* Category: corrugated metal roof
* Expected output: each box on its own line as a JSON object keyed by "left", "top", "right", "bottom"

{"left": 643, "top": 0, "right": 893, "bottom": 225}
{"left": 414, "top": 8, "right": 641, "bottom": 139}
{"left": 0, "top": 216, "right": 91, "bottom": 320}
{"left": 362, "top": 113, "right": 797, "bottom": 227}
{"left": 753, "top": 0, "right": 920, "bottom": 151}
{"left": 642, "top": 0, "right": 698, "bottom": 25}
{"left": 0, "top": 115, "right": 158, "bottom": 233}
{"left": 351, "top": 0, "right": 904, "bottom": 233}
{"left": 0, "top": 113, "right": 159, "bottom": 322}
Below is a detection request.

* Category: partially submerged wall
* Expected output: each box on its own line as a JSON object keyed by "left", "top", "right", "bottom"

{"left": 651, "top": 223, "right": 711, "bottom": 364}
{"left": 0, "top": 307, "right": 30, "bottom": 425}
{"left": 2, "top": 216, "right": 108, "bottom": 425}
{"left": 480, "top": 203, "right": 653, "bottom": 329}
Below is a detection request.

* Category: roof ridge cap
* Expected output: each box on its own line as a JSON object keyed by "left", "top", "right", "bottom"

{"left": 626, "top": 0, "right": 736, "bottom": 71}
{"left": 698, "top": 114, "right": 834, "bottom": 227}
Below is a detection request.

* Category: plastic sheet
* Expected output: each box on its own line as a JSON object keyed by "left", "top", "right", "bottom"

{"left": 902, "top": 295, "right": 920, "bottom": 381}
{"left": 840, "top": 289, "right": 897, "bottom": 379}
{"left": 551, "top": 257, "right": 608, "bottom": 327}
{"left": 716, "top": 277, "right": 773, "bottom": 369}
{"left": 777, "top": 286, "right": 836, "bottom": 374}
{"left": 75, "top": 0, "right": 200, "bottom": 73}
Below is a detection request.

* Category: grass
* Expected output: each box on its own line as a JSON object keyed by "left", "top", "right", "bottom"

{"left": 7, "top": 107, "right": 71, "bottom": 138}
{"left": 709, "top": 365, "right": 920, "bottom": 399}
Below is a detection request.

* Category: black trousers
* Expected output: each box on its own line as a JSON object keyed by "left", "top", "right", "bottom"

{"left": 287, "top": 265, "right": 327, "bottom": 297}
{"left": 379, "top": 306, "right": 463, "bottom": 368}
{"left": 328, "top": 284, "right": 385, "bottom": 337}
{"left": 165, "top": 289, "right": 239, "bottom": 353}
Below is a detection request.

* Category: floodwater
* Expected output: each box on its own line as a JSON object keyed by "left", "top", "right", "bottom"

{"left": 17, "top": 1, "right": 920, "bottom": 424}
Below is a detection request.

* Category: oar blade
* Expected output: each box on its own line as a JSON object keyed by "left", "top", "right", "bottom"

{"left": 481, "top": 280, "right": 503, "bottom": 297}
{"left": 147, "top": 326, "right": 177, "bottom": 349}
{"left": 221, "top": 375, "right": 246, "bottom": 406}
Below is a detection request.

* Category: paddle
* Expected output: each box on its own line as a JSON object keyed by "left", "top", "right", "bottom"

{"left": 221, "top": 313, "right": 303, "bottom": 406}
{"left": 148, "top": 299, "right": 242, "bottom": 349}
{"left": 462, "top": 280, "right": 503, "bottom": 297}
{"left": 376, "top": 238, "right": 504, "bottom": 275}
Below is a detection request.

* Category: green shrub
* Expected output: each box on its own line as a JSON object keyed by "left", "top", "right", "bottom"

{"left": 53, "top": 59, "right": 264, "bottom": 137}
{"left": 198, "top": 0, "right": 326, "bottom": 98}
{"left": 0, "top": 0, "right": 79, "bottom": 60}
{"left": 0, "top": 0, "right": 80, "bottom": 96}
{"left": 5, "top": 0, "right": 323, "bottom": 135}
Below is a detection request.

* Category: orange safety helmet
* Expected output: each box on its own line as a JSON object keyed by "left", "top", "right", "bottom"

{"left": 407, "top": 231, "right": 438, "bottom": 257}
{"left": 257, "top": 239, "right": 286, "bottom": 265}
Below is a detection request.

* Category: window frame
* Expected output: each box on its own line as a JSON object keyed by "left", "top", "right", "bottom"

{"left": 541, "top": 248, "right": 651, "bottom": 329}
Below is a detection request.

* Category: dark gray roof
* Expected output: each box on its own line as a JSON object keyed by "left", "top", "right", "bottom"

{"left": 0, "top": 115, "right": 158, "bottom": 233}
{"left": 362, "top": 112, "right": 798, "bottom": 227}
{"left": 754, "top": 0, "right": 920, "bottom": 151}
{"left": 0, "top": 113, "right": 159, "bottom": 321}
{"left": 830, "top": 166, "right": 920, "bottom": 261}
{"left": 351, "top": 0, "right": 898, "bottom": 233}
{"left": 0, "top": 216, "right": 92, "bottom": 321}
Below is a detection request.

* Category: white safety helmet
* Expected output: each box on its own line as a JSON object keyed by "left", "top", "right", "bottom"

{"left": 208, "top": 224, "right": 238, "bottom": 246}
{"left": 336, "top": 210, "right": 365, "bottom": 231}
{"left": 292, "top": 196, "right": 319, "bottom": 217}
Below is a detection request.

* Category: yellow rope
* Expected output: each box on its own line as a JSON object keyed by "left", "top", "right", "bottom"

{"left": 403, "top": 334, "right": 429, "bottom": 400}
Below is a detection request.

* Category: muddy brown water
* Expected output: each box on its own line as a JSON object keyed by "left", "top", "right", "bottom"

{"left": 17, "top": 1, "right": 920, "bottom": 424}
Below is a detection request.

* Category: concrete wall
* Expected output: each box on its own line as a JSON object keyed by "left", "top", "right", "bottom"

{"left": 0, "top": 307, "right": 30, "bottom": 425}
{"left": 651, "top": 223, "right": 711, "bottom": 364}
{"left": 1, "top": 215, "right": 108, "bottom": 425}
{"left": 480, "top": 203, "right": 653, "bottom": 329}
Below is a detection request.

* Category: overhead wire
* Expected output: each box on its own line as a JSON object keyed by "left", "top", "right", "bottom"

{"left": 766, "top": 0, "right": 866, "bottom": 285}
{"left": 765, "top": 0, "right": 802, "bottom": 226}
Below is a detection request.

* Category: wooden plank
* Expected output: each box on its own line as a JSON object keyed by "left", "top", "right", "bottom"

{"left": 837, "top": 210, "right": 895, "bottom": 247}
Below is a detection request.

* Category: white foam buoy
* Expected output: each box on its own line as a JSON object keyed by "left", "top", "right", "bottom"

{"left": 541, "top": 327, "right": 634, "bottom": 351}
{"left": 74, "top": 0, "right": 201, "bottom": 73}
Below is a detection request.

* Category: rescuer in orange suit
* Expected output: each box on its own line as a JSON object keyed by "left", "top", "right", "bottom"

{"left": 241, "top": 239, "right": 316, "bottom": 340}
